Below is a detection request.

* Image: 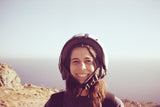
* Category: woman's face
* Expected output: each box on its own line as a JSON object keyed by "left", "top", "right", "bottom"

{"left": 70, "top": 47, "right": 96, "bottom": 84}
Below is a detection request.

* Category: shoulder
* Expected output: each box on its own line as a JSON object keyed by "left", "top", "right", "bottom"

{"left": 44, "top": 91, "right": 65, "bottom": 107}
{"left": 102, "top": 92, "right": 124, "bottom": 107}
{"left": 51, "top": 91, "right": 65, "bottom": 98}
{"left": 115, "top": 96, "right": 124, "bottom": 107}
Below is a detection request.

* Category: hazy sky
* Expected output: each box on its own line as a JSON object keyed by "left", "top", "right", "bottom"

{"left": 1, "top": 0, "right": 160, "bottom": 60}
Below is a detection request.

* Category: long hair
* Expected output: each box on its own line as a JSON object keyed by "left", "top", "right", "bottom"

{"left": 66, "top": 76, "right": 107, "bottom": 107}
{"left": 89, "top": 79, "right": 107, "bottom": 107}
{"left": 65, "top": 44, "right": 107, "bottom": 107}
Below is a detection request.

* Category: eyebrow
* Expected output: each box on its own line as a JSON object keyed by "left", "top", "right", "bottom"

{"left": 84, "top": 57, "right": 93, "bottom": 60}
{"left": 71, "top": 57, "right": 93, "bottom": 60}
{"left": 71, "top": 58, "right": 79, "bottom": 60}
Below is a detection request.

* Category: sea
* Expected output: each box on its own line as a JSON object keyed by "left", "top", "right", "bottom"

{"left": 1, "top": 58, "right": 160, "bottom": 104}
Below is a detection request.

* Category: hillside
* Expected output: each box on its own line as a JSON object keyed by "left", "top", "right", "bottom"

{"left": 0, "top": 63, "right": 159, "bottom": 107}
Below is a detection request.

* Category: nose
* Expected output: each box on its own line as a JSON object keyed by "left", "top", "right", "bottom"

{"left": 80, "top": 62, "right": 87, "bottom": 70}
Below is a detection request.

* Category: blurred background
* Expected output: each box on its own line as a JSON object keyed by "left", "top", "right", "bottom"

{"left": 0, "top": 0, "right": 160, "bottom": 104}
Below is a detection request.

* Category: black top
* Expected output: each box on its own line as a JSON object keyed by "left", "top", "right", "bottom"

{"left": 44, "top": 91, "right": 124, "bottom": 107}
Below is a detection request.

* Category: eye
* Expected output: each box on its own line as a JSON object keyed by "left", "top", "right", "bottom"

{"left": 85, "top": 59, "right": 93, "bottom": 64}
{"left": 86, "top": 60, "right": 91, "bottom": 62}
{"left": 72, "top": 60, "right": 79, "bottom": 64}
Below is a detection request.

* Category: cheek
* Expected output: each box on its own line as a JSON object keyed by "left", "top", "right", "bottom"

{"left": 70, "top": 65, "right": 75, "bottom": 75}
{"left": 89, "top": 65, "right": 95, "bottom": 73}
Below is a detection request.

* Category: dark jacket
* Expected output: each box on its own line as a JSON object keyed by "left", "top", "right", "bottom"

{"left": 44, "top": 91, "right": 124, "bottom": 107}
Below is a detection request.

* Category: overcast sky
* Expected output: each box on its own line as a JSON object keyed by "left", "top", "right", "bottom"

{"left": 1, "top": 0, "right": 160, "bottom": 60}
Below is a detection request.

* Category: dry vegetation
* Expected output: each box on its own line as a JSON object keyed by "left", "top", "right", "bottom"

{"left": 0, "top": 84, "right": 59, "bottom": 107}
{"left": 122, "top": 99, "right": 160, "bottom": 107}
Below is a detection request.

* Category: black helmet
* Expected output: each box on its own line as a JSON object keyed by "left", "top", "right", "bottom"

{"left": 59, "top": 34, "right": 107, "bottom": 83}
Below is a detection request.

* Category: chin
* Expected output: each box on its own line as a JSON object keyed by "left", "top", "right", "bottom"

{"left": 79, "top": 81, "right": 84, "bottom": 84}
{"left": 78, "top": 79, "right": 86, "bottom": 84}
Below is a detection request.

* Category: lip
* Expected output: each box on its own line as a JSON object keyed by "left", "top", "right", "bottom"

{"left": 74, "top": 73, "right": 90, "bottom": 83}
{"left": 76, "top": 73, "right": 89, "bottom": 78}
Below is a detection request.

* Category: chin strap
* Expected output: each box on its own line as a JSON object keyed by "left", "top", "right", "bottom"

{"left": 77, "top": 88, "right": 85, "bottom": 97}
{"left": 80, "top": 67, "right": 103, "bottom": 91}
{"left": 77, "top": 73, "right": 98, "bottom": 97}
{"left": 77, "top": 67, "right": 106, "bottom": 96}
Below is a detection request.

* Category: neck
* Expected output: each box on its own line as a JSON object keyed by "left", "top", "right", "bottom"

{"left": 78, "top": 88, "right": 88, "bottom": 96}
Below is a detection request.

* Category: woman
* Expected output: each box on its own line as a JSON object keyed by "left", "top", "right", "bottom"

{"left": 45, "top": 34, "right": 124, "bottom": 107}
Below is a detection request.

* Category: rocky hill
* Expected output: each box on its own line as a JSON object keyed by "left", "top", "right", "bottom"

{"left": 0, "top": 63, "right": 159, "bottom": 107}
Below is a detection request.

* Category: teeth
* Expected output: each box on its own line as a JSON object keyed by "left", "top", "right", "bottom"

{"left": 78, "top": 74, "right": 87, "bottom": 77}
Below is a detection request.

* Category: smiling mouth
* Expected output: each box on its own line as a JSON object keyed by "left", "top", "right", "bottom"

{"left": 77, "top": 74, "right": 89, "bottom": 78}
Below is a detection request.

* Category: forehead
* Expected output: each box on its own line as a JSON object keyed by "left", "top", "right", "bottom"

{"left": 70, "top": 47, "right": 93, "bottom": 59}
